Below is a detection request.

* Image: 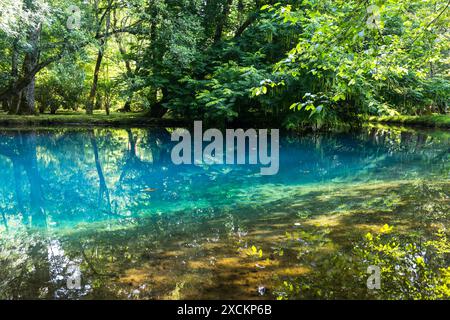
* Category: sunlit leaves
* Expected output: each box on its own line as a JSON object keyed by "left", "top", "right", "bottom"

{"left": 259, "top": 0, "right": 450, "bottom": 125}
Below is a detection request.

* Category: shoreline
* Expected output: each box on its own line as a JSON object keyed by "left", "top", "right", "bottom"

{"left": 0, "top": 112, "right": 448, "bottom": 130}
{"left": 0, "top": 112, "right": 188, "bottom": 128}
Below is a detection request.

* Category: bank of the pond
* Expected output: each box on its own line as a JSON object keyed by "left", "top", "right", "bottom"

{"left": 0, "top": 112, "right": 279, "bottom": 129}
{"left": 1, "top": 112, "right": 449, "bottom": 130}
{"left": 0, "top": 111, "right": 188, "bottom": 127}
{"left": 368, "top": 114, "right": 450, "bottom": 129}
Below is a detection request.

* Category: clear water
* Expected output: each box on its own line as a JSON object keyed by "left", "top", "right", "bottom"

{"left": 0, "top": 126, "right": 449, "bottom": 299}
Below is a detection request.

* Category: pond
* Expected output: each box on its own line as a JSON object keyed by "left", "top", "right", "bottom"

{"left": 0, "top": 125, "right": 449, "bottom": 299}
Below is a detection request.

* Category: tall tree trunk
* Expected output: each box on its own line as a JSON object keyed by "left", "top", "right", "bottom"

{"left": 13, "top": 91, "right": 23, "bottom": 115}
{"left": 116, "top": 34, "right": 134, "bottom": 112}
{"left": 19, "top": 71, "right": 37, "bottom": 115}
{"left": 214, "top": 0, "right": 234, "bottom": 43}
{"left": 3, "top": 41, "right": 20, "bottom": 113}
{"left": 19, "top": 37, "right": 41, "bottom": 114}
{"left": 5, "top": 19, "right": 41, "bottom": 115}
{"left": 18, "top": 3, "right": 42, "bottom": 115}
{"left": 150, "top": 88, "right": 169, "bottom": 118}
{"left": 87, "top": 49, "right": 104, "bottom": 115}
{"left": 87, "top": 7, "right": 111, "bottom": 115}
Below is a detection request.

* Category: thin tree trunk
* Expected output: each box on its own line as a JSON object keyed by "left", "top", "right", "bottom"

{"left": 115, "top": 25, "right": 134, "bottom": 112}
{"left": 87, "top": 6, "right": 111, "bottom": 115}
{"left": 214, "top": 0, "right": 234, "bottom": 43}
{"left": 87, "top": 50, "right": 104, "bottom": 115}
{"left": 14, "top": 91, "right": 23, "bottom": 115}
{"left": 118, "top": 48, "right": 133, "bottom": 112}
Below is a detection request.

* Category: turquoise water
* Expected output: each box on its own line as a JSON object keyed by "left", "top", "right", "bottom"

{"left": 0, "top": 126, "right": 449, "bottom": 299}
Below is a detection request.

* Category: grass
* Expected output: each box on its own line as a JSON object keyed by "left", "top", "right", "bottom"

{"left": 1, "top": 111, "right": 449, "bottom": 129}
{"left": 367, "top": 114, "right": 450, "bottom": 129}
{"left": 0, "top": 110, "right": 187, "bottom": 127}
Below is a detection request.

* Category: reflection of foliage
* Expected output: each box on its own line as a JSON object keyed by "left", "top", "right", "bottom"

{"left": 275, "top": 226, "right": 450, "bottom": 300}
{"left": 411, "top": 182, "right": 450, "bottom": 222}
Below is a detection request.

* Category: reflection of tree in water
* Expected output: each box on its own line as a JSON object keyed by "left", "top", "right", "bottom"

{"left": 0, "top": 131, "right": 46, "bottom": 228}
{"left": 0, "top": 127, "right": 176, "bottom": 224}
{"left": 2, "top": 126, "right": 445, "bottom": 227}
{"left": 0, "top": 131, "right": 86, "bottom": 298}
{"left": 89, "top": 129, "right": 111, "bottom": 212}
{"left": 118, "top": 128, "right": 171, "bottom": 186}
{"left": 0, "top": 127, "right": 447, "bottom": 222}
{"left": 0, "top": 128, "right": 175, "bottom": 298}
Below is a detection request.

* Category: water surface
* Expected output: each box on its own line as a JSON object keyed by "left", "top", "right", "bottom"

{"left": 0, "top": 125, "right": 449, "bottom": 299}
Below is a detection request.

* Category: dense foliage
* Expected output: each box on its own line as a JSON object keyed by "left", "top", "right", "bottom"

{"left": 0, "top": 0, "right": 449, "bottom": 128}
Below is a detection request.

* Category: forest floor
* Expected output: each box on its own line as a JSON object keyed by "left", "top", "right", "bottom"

{"left": 368, "top": 114, "right": 450, "bottom": 129}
